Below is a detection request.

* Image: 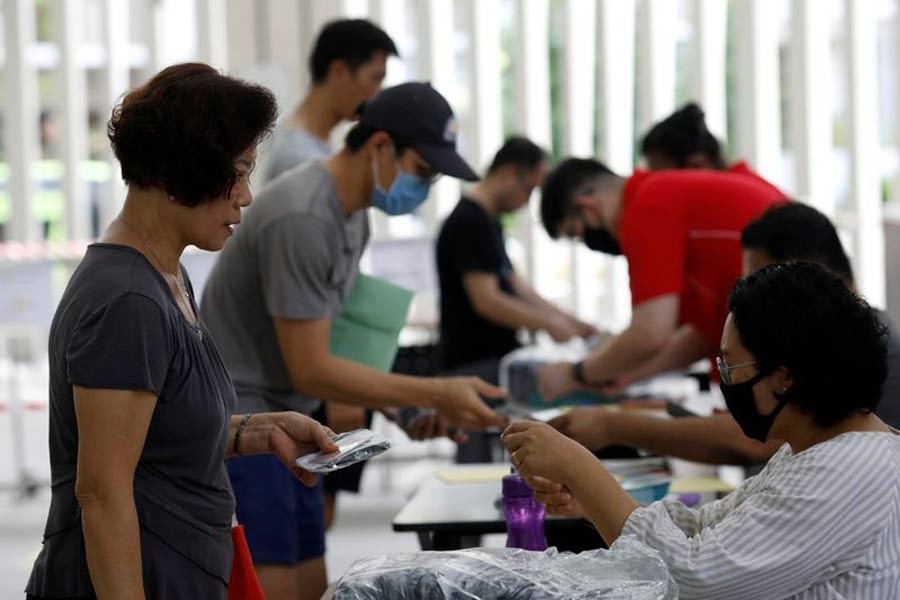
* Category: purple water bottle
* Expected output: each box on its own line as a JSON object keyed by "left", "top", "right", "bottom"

{"left": 502, "top": 473, "right": 548, "bottom": 551}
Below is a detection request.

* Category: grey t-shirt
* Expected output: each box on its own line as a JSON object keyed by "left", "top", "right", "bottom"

{"left": 27, "top": 244, "right": 236, "bottom": 599}
{"left": 201, "top": 161, "right": 370, "bottom": 415}
{"left": 263, "top": 126, "right": 332, "bottom": 182}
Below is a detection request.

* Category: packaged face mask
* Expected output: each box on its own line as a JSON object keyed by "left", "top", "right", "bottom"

{"left": 295, "top": 429, "right": 392, "bottom": 473}
{"left": 387, "top": 408, "right": 462, "bottom": 441}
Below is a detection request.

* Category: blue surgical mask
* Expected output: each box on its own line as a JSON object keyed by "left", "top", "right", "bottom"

{"left": 371, "top": 159, "right": 432, "bottom": 216}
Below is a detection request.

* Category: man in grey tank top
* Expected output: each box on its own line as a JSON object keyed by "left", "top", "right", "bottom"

{"left": 263, "top": 19, "right": 397, "bottom": 182}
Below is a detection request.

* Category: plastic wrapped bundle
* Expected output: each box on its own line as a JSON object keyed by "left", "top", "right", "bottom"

{"left": 500, "top": 344, "right": 615, "bottom": 408}
{"left": 295, "top": 429, "right": 391, "bottom": 473}
{"left": 332, "top": 536, "right": 678, "bottom": 599}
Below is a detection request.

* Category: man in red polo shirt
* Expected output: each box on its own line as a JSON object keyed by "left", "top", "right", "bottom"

{"left": 536, "top": 158, "right": 786, "bottom": 400}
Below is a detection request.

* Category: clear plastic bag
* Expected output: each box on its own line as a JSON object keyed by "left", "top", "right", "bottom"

{"left": 294, "top": 429, "right": 391, "bottom": 473}
{"left": 499, "top": 341, "right": 615, "bottom": 408}
{"left": 332, "top": 535, "right": 678, "bottom": 599}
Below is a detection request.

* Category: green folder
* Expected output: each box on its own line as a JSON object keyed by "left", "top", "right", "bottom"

{"left": 329, "top": 274, "right": 414, "bottom": 372}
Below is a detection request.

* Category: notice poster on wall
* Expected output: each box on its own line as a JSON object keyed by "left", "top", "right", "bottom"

{"left": 0, "top": 259, "right": 55, "bottom": 334}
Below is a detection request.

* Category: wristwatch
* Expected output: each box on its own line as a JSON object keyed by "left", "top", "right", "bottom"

{"left": 571, "top": 360, "right": 587, "bottom": 384}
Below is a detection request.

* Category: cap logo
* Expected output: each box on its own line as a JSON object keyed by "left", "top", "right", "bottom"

{"left": 443, "top": 117, "right": 459, "bottom": 143}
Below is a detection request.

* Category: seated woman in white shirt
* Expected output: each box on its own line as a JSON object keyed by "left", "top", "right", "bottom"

{"left": 503, "top": 262, "right": 900, "bottom": 599}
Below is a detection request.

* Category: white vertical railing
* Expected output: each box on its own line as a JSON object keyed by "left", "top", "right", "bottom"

{"left": 466, "top": 0, "right": 503, "bottom": 171}
{"left": 260, "top": 0, "right": 306, "bottom": 104}
{"left": 562, "top": 0, "right": 597, "bottom": 316}
{"left": 789, "top": 0, "right": 833, "bottom": 213}
{"left": 561, "top": 0, "right": 596, "bottom": 159}
{"left": 3, "top": 0, "right": 39, "bottom": 242}
{"left": 54, "top": 0, "right": 91, "bottom": 241}
{"left": 368, "top": 0, "right": 408, "bottom": 241}
{"left": 597, "top": 0, "right": 636, "bottom": 175}
{"left": 690, "top": 0, "right": 728, "bottom": 140}
{"left": 197, "top": 0, "right": 229, "bottom": 70}
{"left": 513, "top": 0, "right": 551, "bottom": 285}
{"left": 845, "top": 0, "right": 885, "bottom": 306}
{"left": 514, "top": 0, "right": 553, "bottom": 151}
{"left": 140, "top": 0, "right": 162, "bottom": 81}
{"left": 732, "top": 0, "right": 782, "bottom": 183}
{"left": 418, "top": 0, "right": 460, "bottom": 224}
{"left": 371, "top": 0, "right": 407, "bottom": 88}
{"left": 0, "top": 0, "right": 894, "bottom": 320}
{"left": 636, "top": 0, "right": 677, "bottom": 135}
{"left": 334, "top": 0, "right": 370, "bottom": 19}
{"left": 598, "top": 0, "right": 636, "bottom": 328}
{"left": 223, "top": 0, "right": 258, "bottom": 74}
{"left": 99, "top": 0, "right": 130, "bottom": 230}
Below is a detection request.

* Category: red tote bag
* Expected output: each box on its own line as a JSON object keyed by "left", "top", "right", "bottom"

{"left": 228, "top": 524, "right": 266, "bottom": 600}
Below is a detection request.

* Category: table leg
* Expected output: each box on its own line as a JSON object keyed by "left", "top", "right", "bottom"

{"left": 416, "top": 530, "right": 466, "bottom": 551}
{"left": 417, "top": 530, "right": 435, "bottom": 551}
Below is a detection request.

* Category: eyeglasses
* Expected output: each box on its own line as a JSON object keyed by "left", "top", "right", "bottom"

{"left": 716, "top": 356, "right": 758, "bottom": 385}
{"left": 410, "top": 157, "right": 441, "bottom": 184}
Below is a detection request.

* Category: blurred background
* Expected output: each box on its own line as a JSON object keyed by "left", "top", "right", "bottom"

{"left": 1, "top": 0, "right": 900, "bottom": 594}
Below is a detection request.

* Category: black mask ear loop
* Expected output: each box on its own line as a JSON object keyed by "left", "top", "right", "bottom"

{"left": 769, "top": 372, "right": 794, "bottom": 418}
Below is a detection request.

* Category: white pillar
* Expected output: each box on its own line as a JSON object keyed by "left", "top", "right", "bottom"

{"left": 140, "top": 0, "right": 163, "bottom": 81}
{"left": 515, "top": 0, "right": 552, "bottom": 149}
{"left": 598, "top": 0, "right": 636, "bottom": 175}
{"left": 846, "top": 0, "right": 885, "bottom": 306}
{"left": 3, "top": 0, "right": 39, "bottom": 242}
{"left": 513, "top": 0, "right": 552, "bottom": 283}
{"left": 260, "top": 0, "right": 305, "bottom": 104}
{"left": 636, "top": 0, "right": 678, "bottom": 135}
{"left": 308, "top": 0, "right": 366, "bottom": 28}
{"left": 339, "top": 0, "right": 371, "bottom": 18}
{"left": 197, "top": 0, "right": 229, "bottom": 70}
{"left": 224, "top": 0, "right": 258, "bottom": 73}
{"left": 417, "top": 0, "right": 459, "bottom": 227}
{"left": 788, "top": 0, "right": 832, "bottom": 213}
{"left": 466, "top": 0, "right": 503, "bottom": 171}
{"left": 732, "top": 0, "right": 782, "bottom": 181}
{"left": 562, "top": 0, "right": 599, "bottom": 317}
{"left": 562, "top": 0, "right": 597, "bottom": 158}
{"left": 598, "top": 0, "right": 637, "bottom": 328}
{"left": 691, "top": 0, "right": 727, "bottom": 140}
{"left": 371, "top": 0, "right": 409, "bottom": 88}
{"left": 99, "top": 0, "right": 131, "bottom": 229}
{"left": 367, "top": 0, "right": 408, "bottom": 240}
{"left": 55, "top": 0, "right": 91, "bottom": 241}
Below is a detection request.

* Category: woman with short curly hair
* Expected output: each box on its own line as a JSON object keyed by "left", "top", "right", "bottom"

{"left": 505, "top": 262, "right": 900, "bottom": 599}
{"left": 26, "top": 63, "right": 338, "bottom": 600}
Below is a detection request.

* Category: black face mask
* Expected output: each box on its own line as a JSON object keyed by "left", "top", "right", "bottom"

{"left": 582, "top": 227, "right": 622, "bottom": 256}
{"left": 721, "top": 370, "right": 790, "bottom": 442}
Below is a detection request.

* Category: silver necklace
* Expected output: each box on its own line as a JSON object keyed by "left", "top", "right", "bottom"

{"left": 118, "top": 217, "right": 192, "bottom": 306}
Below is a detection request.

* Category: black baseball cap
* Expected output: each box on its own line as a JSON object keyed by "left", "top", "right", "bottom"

{"left": 359, "top": 82, "right": 478, "bottom": 181}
